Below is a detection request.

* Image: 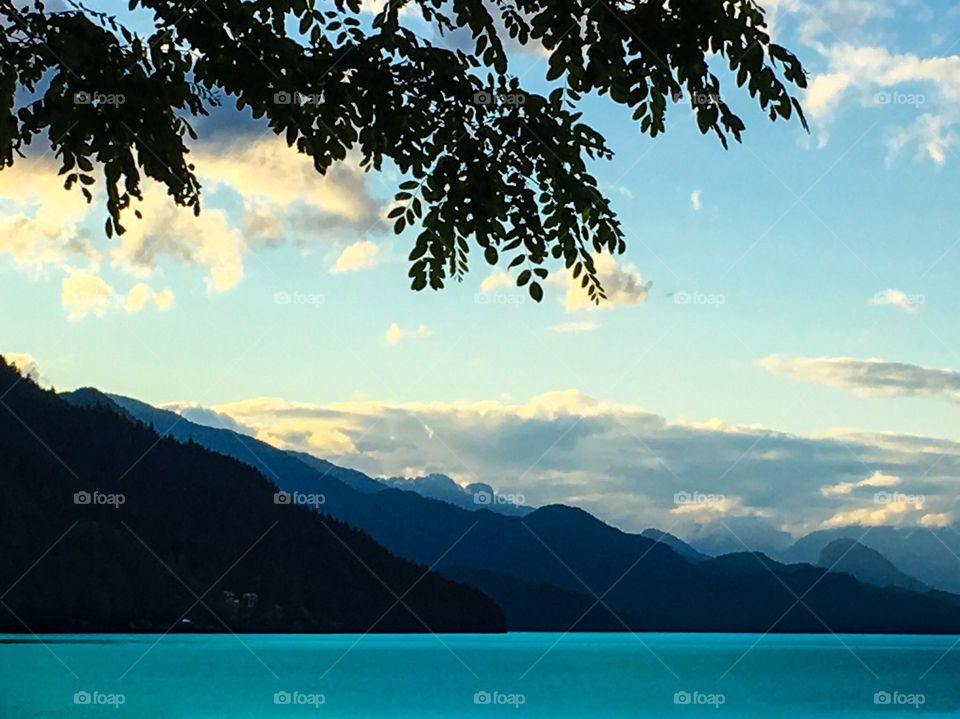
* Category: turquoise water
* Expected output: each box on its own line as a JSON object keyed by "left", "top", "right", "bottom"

{"left": 2, "top": 633, "right": 958, "bottom": 717}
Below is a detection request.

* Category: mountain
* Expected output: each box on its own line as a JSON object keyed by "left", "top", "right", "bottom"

{"left": 61, "top": 387, "right": 960, "bottom": 633}
{"left": 97, "top": 392, "right": 372, "bottom": 494}
{"left": 378, "top": 474, "right": 533, "bottom": 516}
{"left": 642, "top": 528, "right": 711, "bottom": 563}
{"left": 431, "top": 508, "right": 960, "bottom": 633}
{"left": 817, "top": 539, "right": 928, "bottom": 592}
{"left": 5, "top": 362, "right": 504, "bottom": 633}
{"left": 685, "top": 519, "right": 795, "bottom": 558}
{"left": 285, "top": 450, "right": 384, "bottom": 493}
{"left": 783, "top": 526, "right": 960, "bottom": 594}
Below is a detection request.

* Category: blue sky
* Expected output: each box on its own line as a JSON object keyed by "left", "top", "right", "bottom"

{"left": 4, "top": 0, "right": 960, "bottom": 542}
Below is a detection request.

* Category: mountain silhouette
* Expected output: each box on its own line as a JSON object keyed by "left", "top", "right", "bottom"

{"left": 817, "top": 538, "right": 928, "bottom": 592}
{"left": 379, "top": 474, "right": 532, "bottom": 515}
{"left": 5, "top": 362, "right": 504, "bottom": 633}
{"left": 641, "top": 528, "right": 711, "bottom": 563}
{"left": 782, "top": 526, "right": 960, "bottom": 594}
{"left": 58, "top": 385, "right": 960, "bottom": 633}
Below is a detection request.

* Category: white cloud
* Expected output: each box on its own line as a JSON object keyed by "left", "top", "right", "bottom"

{"left": 767, "top": 0, "right": 893, "bottom": 45}
{"left": 805, "top": 73, "right": 852, "bottom": 122}
{"left": 921, "top": 512, "right": 953, "bottom": 527}
{"left": 200, "top": 388, "right": 960, "bottom": 537}
{"left": 331, "top": 240, "right": 382, "bottom": 274}
{"left": 886, "top": 113, "right": 958, "bottom": 165}
{"left": 671, "top": 495, "right": 745, "bottom": 518}
{"left": 385, "top": 322, "right": 433, "bottom": 346}
{"left": 0, "top": 135, "right": 388, "bottom": 303}
{"left": 0, "top": 160, "right": 99, "bottom": 274}
{"left": 61, "top": 270, "right": 117, "bottom": 320}
{"left": 799, "top": 39, "right": 960, "bottom": 160}
{"left": 804, "top": 72, "right": 852, "bottom": 144}
{"left": 194, "top": 135, "right": 386, "bottom": 242}
{"left": 761, "top": 355, "right": 960, "bottom": 403}
{"left": 61, "top": 269, "right": 174, "bottom": 321}
{"left": 479, "top": 269, "right": 515, "bottom": 293}
{"left": 110, "top": 188, "right": 246, "bottom": 293}
{"left": 210, "top": 396, "right": 361, "bottom": 456}
{"left": 821, "top": 499, "right": 922, "bottom": 528}
{"left": 820, "top": 470, "right": 900, "bottom": 496}
{"left": 124, "top": 283, "right": 175, "bottom": 313}
{"left": 869, "top": 288, "right": 924, "bottom": 313}
{"left": 561, "top": 253, "right": 652, "bottom": 312}
{"left": 767, "top": 1, "right": 960, "bottom": 161}
{"left": 690, "top": 190, "right": 703, "bottom": 211}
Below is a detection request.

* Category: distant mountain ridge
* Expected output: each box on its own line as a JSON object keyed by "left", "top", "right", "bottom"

{"left": 641, "top": 528, "right": 711, "bottom": 563}
{"left": 782, "top": 526, "right": 960, "bottom": 594}
{"left": 57, "top": 384, "right": 960, "bottom": 633}
{"left": 817, "top": 539, "right": 928, "bottom": 592}
{"left": 378, "top": 473, "right": 533, "bottom": 515}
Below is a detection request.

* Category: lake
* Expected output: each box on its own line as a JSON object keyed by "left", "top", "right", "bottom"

{"left": 1, "top": 633, "right": 957, "bottom": 716}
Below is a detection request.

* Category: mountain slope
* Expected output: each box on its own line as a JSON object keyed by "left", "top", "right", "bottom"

{"left": 5, "top": 363, "right": 504, "bottom": 633}
{"left": 379, "top": 474, "right": 533, "bottom": 515}
{"left": 783, "top": 526, "right": 960, "bottom": 594}
{"left": 63, "top": 388, "right": 960, "bottom": 633}
{"left": 817, "top": 538, "right": 928, "bottom": 592}
{"left": 642, "top": 528, "right": 711, "bottom": 563}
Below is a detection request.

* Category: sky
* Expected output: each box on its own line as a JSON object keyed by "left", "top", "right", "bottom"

{"left": 4, "top": 0, "right": 960, "bottom": 547}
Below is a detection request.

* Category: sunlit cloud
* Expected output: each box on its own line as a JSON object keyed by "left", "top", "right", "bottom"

{"left": 822, "top": 497, "right": 925, "bottom": 529}
{"left": 1, "top": 352, "right": 41, "bottom": 382}
{"left": 820, "top": 470, "right": 900, "bottom": 496}
{"left": 921, "top": 512, "right": 953, "bottom": 527}
{"left": 179, "top": 388, "right": 960, "bottom": 539}
{"left": 124, "top": 283, "right": 175, "bottom": 313}
{"left": 0, "top": 159, "right": 99, "bottom": 274}
{"left": 61, "top": 269, "right": 174, "bottom": 321}
{"left": 479, "top": 269, "right": 515, "bottom": 294}
{"left": 61, "top": 270, "right": 117, "bottom": 320}
{"left": 559, "top": 253, "right": 651, "bottom": 312}
{"left": 195, "top": 135, "right": 386, "bottom": 242}
{"left": 385, "top": 322, "right": 433, "bottom": 346}
{"left": 331, "top": 240, "right": 382, "bottom": 273}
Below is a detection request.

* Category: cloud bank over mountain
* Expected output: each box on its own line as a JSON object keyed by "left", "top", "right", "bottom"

{"left": 172, "top": 388, "right": 960, "bottom": 541}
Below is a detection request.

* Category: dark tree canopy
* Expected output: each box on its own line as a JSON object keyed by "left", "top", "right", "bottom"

{"left": 0, "top": 0, "right": 807, "bottom": 302}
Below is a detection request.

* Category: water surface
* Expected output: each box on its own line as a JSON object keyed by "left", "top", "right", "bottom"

{"left": 1, "top": 633, "right": 957, "bottom": 716}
